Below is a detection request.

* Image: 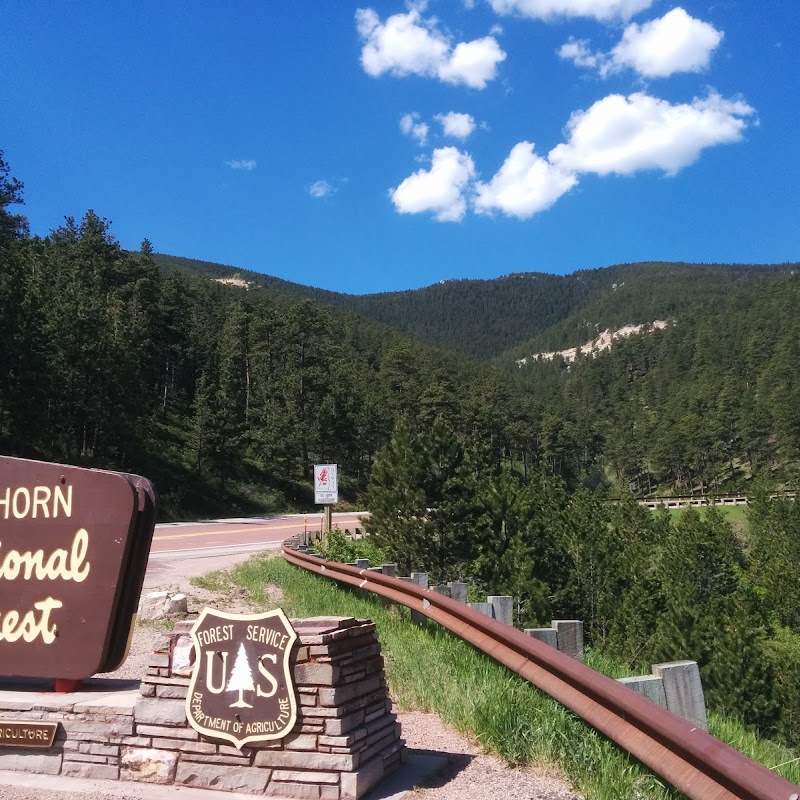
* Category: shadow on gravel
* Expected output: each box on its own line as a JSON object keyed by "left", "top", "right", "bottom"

{"left": 409, "top": 748, "right": 474, "bottom": 789}
{"left": 363, "top": 750, "right": 471, "bottom": 800}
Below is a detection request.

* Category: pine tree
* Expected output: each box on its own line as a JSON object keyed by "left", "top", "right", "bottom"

{"left": 215, "top": 300, "right": 250, "bottom": 485}
{"left": 365, "top": 418, "right": 428, "bottom": 575}
{"left": 0, "top": 150, "right": 28, "bottom": 243}
{"left": 37, "top": 211, "right": 129, "bottom": 461}
{"left": 156, "top": 269, "right": 194, "bottom": 415}
{"left": 0, "top": 152, "right": 29, "bottom": 438}
{"left": 747, "top": 492, "right": 800, "bottom": 630}
{"left": 474, "top": 471, "right": 570, "bottom": 627}
{"left": 190, "top": 372, "right": 220, "bottom": 475}
{"left": 653, "top": 507, "right": 774, "bottom": 729}
{"left": 226, "top": 643, "right": 255, "bottom": 708}
{"left": 417, "top": 419, "right": 478, "bottom": 580}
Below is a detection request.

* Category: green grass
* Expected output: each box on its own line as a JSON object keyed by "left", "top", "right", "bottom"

{"left": 202, "top": 554, "right": 800, "bottom": 798}
{"left": 588, "top": 649, "right": 800, "bottom": 780}
{"left": 220, "top": 556, "right": 680, "bottom": 799}
{"left": 658, "top": 504, "right": 749, "bottom": 537}
{"left": 710, "top": 715, "right": 800, "bottom": 780}
{"left": 191, "top": 570, "right": 236, "bottom": 593}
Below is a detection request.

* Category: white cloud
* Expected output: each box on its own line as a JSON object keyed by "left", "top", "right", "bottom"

{"left": 549, "top": 91, "right": 755, "bottom": 176}
{"left": 475, "top": 142, "right": 577, "bottom": 218}
{"left": 308, "top": 178, "right": 348, "bottom": 199}
{"left": 400, "top": 112, "right": 429, "bottom": 145}
{"left": 355, "top": 7, "right": 506, "bottom": 89}
{"left": 438, "top": 37, "right": 507, "bottom": 88}
{"left": 611, "top": 8, "right": 724, "bottom": 78}
{"left": 309, "top": 180, "right": 333, "bottom": 199}
{"left": 226, "top": 159, "right": 257, "bottom": 170}
{"left": 436, "top": 112, "right": 477, "bottom": 139}
{"left": 558, "top": 38, "right": 603, "bottom": 69}
{"left": 390, "top": 93, "right": 754, "bottom": 220}
{"left": 389, "top": 146, "right": 476, "bottom": 222}
{"left": 489, "top": 0, "right": 652, "bottom": 22}
{"left": 559, "top": 8, "right": 723, "bottom": 78}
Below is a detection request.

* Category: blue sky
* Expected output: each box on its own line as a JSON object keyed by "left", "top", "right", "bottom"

{"left": 2, "top": 1, "right": 798, "bottom": 293}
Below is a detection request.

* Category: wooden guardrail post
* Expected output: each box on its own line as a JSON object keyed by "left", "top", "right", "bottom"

{"left": 468, "top": 602, "right": 495, "bottom": 618}
{"left": 525, "top": 628, "right": 558, "bottom": 648}
{"left": 488, "top": 596, "right": 513, "bottom": 626}
{"left": 410, "top": 572, "right": 428, "bottom": 588}
{"left": 448, "top": 581, "right": 468, "bottom": 603}
{"left": 409, "top": 573, "right": 428, "bottom": 624}
{"left": 552, "top": 620, "right": 584, "bottom": 662}
{"left": 618, "top": 675, "right": 668, "bottom": 707}
{"left": 653, "top": 661, "right": 708, "bottom": 731}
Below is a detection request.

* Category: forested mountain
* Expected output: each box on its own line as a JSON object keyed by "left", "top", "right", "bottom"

{"left": 152, "top": 253, "right": 342, "bottom": 307}
{"left": 153, "top": 249, "right": 800, "bottom": 496}
{"left": 4, "top": 143, "right": 800, "bottom": 512}
{"left": 0, "top": 152, "right": 564, "bottom": 519}
{"left": 8, "top": 151, "right": 800, "bottom": 744}
{"left": 153, "top": 253, "right": 797, "bottom": 360}
{"left": 513, "top": 274, "right": 800, "bottom": 494}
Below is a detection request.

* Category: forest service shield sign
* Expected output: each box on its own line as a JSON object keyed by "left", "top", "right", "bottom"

{"left": 185, "top": 608, "right": 298, "bottom": 748}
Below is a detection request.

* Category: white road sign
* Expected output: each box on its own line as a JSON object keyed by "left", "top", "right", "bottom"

{"left": 314, "top": 464, "right": 338, "bottom": 505}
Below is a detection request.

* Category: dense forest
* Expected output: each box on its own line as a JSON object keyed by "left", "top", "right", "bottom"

{"left": 510, "top": 277, "right": 800, "bottom": 495}
{"left": 362, "top": 426, "right": 800, "bottom": 748}
{"left": 5, "top": 149, "right": 800, "bottom": 747}
{"left": 154, "top": 250, "right": 800, "bottom": 496}
{"left": 0, "top": 152, "right": 567, "bottom": 518}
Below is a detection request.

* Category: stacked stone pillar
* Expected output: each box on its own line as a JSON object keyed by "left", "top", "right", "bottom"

{"left": 0, "top": 615, "right": 404, "bottom": 799}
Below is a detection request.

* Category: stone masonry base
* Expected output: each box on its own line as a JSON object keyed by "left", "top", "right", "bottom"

{"left": 0, "top": 616, "right": 404, "bottom": 799}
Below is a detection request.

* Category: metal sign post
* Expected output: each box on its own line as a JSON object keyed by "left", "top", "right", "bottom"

{"left": 313, "top": 464, "right": 338, "bottom": 535}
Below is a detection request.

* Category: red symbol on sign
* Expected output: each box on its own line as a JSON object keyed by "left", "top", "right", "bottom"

{"left": 318, "top": 468, "right": 328, "bottom": 485}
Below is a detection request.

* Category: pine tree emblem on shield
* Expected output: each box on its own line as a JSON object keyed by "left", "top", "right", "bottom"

{"left": 185, "top": 608, "right": 298, "bottom": 748}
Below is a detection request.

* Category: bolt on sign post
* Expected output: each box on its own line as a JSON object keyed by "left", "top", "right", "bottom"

{"left": 313, "top": 464, "right": 338, "bottom": 535}
{"left": 0, "top": 456, "right": 157, "bottom": 688}
{"left": 186, "top": 608, "right": 298, "bottom": 748}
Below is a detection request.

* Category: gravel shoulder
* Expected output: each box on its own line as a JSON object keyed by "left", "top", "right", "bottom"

{"left": 0, "top": 550, "right": 581, "bottom": 800}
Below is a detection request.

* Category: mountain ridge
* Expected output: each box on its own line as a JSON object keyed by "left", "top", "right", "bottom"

{"left": 153, "top": 253, "right": 798, "bottom": 361}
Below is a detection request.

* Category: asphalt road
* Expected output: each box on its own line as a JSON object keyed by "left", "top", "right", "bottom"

{"left": 148, "top": 512, "right": 365, "bottom": 561}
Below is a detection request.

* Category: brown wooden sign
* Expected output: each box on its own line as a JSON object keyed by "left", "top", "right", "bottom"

{"left": 0, "top": 720, "right": 58, "bottom": 748}
{"left": 186, "top": 608, "right": 298, "bottom": 748}
{"left": 0, "top": 457, "right": 156, "bottom": 680}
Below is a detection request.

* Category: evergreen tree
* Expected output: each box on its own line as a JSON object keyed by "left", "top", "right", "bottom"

{"left": 365, "top": 418, "right": 428, "bottom": 575}
{"left": 419, "top": 418, "right": 483, "bottom": 582}
{"left": 0, "top": 150, "right": 28, "bottom": 242}
{"left": 216, "top": 300, "right": 250, "bottom": 484}
{"left": 190, "top": 372, "right": 220, "bottom": 475}
{"left": 0, "top": 152, "right": 30, "bottom": 438}
{"left": 227, "top": 643, "right": 255, "bottom": 708}
{"left": 473, "top": 471, "right": 569, "bottom": 627}
{"left": 747, "top": 492, "right": 800, "bottom": 630}
{"left": 654, "top": 507, "right": 774, "bottom": 730}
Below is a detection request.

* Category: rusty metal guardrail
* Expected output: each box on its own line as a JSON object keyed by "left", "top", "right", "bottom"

{"left": 282, "top": 543, "right": 799, "bottom": 800}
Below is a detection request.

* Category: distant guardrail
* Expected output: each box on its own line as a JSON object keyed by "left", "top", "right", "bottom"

{"left": 639, "top": 495, "right": 748, "bottom": 510}
{"left": 633, "top": 492, "right": 797, "bottom": 510}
